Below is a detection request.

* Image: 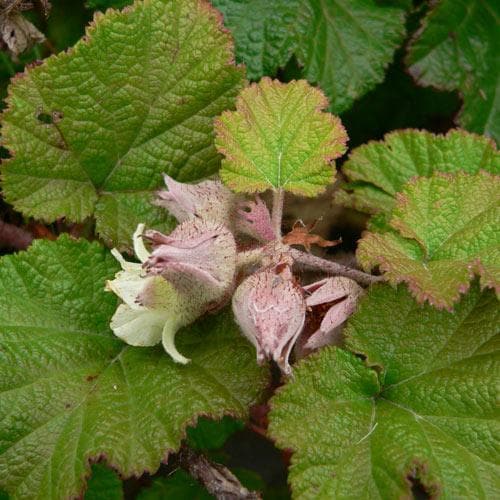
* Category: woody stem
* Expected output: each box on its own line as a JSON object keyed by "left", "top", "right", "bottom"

{"left": 271, "top": 188, "right": 285, "bottom": 237}
{"left": 290, "top": 249, "right": 384, "bottom": 287}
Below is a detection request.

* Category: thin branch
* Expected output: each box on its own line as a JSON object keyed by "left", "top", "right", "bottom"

{"left": 291, "top": 248, "right": 384, "bottom": 286}
{"left": 0, "top": 220, "right": 33, "bottom": 250}
{"left": 180, "top": 447, "right": 261, "bottom": 500}
{"left": 271, "top": 188, "right": 284, "bottom": 237}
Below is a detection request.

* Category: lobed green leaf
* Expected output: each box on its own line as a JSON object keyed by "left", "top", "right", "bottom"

{"left": 1, "top": 0, "right": 244, "bottom": 251}
{"left": 269, "top": 284, "right": 500, "bottom": 499}
{"left": 215, "top": 78, "right": 347, "bottom": 196}
{"left": 357, "top": 171, "right": 500, "bottom": 309}
{"left": 0, "top": 237, "right": 268, "bottom": 499}
{"left": 335, "top": 129, "right": 499, "bottom": 215}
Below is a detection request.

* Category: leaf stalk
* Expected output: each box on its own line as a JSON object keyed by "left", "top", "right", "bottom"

{"left": 271, "top": 188, "right": 284, "bottom": 237}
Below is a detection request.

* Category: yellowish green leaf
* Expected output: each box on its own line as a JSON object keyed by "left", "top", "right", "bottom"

{"left": 215, "top": 78, "right": 347, "bottom": 196}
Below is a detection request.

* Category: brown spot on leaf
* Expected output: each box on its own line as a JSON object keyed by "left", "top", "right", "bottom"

{"left": 36, "top": 109, "right": 63, "bottom": 124}
{"left": 405, "top": 462, "right": 441, "bottom": 500}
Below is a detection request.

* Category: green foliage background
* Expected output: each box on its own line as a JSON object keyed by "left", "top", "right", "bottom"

{"left": 0, "top": 0, "right": 498, "bottom": 499}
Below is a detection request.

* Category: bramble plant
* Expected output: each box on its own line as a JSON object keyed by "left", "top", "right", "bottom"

{"left": 0, "top": 0, "right": 498, "bottom": 499}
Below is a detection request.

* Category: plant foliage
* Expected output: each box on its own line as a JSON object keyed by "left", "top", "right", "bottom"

{"left": 357, "top": 171, "right": 499, "bottom": 308}
{"left": 211, "top": 0, "right": 302, "bottom": 80}
{"left": 269, "top": 284, "right": 499, "bottom": 499}
{"left": 1, "top": 0, "right": 244, "bottom": 250}
{"left": 0, "top": 237, "right": 267, "bottom": 499}
{"left": 407, "top": 0, "right": 499, "bottom": 142}
{"left": 215, "top": 78, "right": 347, "bottom": 195}
{"left": 0, "top": 0, "right": 498, "bottom": 498}
{"left": 296, "top": 0, "right": 407, "bottom": 113}
{"left": 336, "top": 129, "right": 499, "bottom": 215}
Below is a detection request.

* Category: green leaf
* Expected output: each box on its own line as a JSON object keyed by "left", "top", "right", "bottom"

{"left": 0, "top": 237, "right": 268, "bottom": 499}
{"left": 269, "top": 284, "right": 499, "bottom": 499}
{"left": 186, "top": 416, "right": 244, "bottom": 451}
{"left": 407, "top": 0, "right": 499, "bottom": 142}
{"left": 339, "top": 51, "right": 460, "bottom": 150}
{"left": 357, "top": 171, "right": 500, "bottom": 309}
{"left": 335, "top": 129, "right": 499, "bottom": 215}
{"left": 211, "top": 0, "right": 301, "bottom": 80}
{"left": 296, "top": 0, "right": 407, "bottom": 113}
{"left": 215, "top": 78, "right": 348, "bottom": 196}
{"left": 84, "top": 464, "right": 123, "bottom": 500}
{"left": 1, "top": 0, "right": 244, "bottom": 251}
{"left": 94, "top": 191, "right": 176, "bottom": 251}
{"left": 137, "top": 470, "right": 212, "bottom": 500}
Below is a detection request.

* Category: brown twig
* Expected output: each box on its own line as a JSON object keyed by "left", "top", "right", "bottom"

{"left": 179, "top": 447, "right": 261, "bottom": 500}
{"left": 291, "top": 248, "right": 384, "bottom": 286}
{"left": 0, "top": 220, "right": 33, "bottom": 249}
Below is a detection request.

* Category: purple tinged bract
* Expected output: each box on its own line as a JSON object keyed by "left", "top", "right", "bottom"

{"left": 143, "top": 218, "right": 236, "bottom": 306}
{"left": 303, "top": 277, "right": 364, "bottom": 349}
{"left": 235, "top": 195, "right": 275, "bottom": 242}
{"left": 232, "top": 260, "right": 306, "bottom": 375}
{"left": 156, "top": 174, "right": 236, "bottom": 226}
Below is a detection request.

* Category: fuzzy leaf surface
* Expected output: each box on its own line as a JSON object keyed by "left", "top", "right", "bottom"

{"left": 0, "top": 237, "right": 267, "bottom": 499}
{"left": 269, "top": 284, "right": 499, "bottom": 499}
{"left": 407, "top": 0, "right": 499, "bottom": 142}
{"left": 336, "top": 130, "right": 499, "bottom": 215}
{"left": 296, "top": 0, "right": 407, "bottom": 113}
{"left": 215, "top": 78, "right": 347, "bottom": 195}
{"left": 1, "top": 0, "right": 244, "bottom": 250}
{"left": 357, "top": 171, "right": 500, "bottom": 308}
{"left": 211, "top": 0, "right": 302, "bottom": 80}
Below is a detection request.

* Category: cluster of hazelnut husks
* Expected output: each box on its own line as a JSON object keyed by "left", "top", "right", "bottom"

{"left": 106, "top": 175, "right": 363, "bottom": 374}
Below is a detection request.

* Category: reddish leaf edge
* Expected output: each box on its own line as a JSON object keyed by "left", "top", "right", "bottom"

{"left": 0, "top": 235, "right": 269, "bottom": 500}
{"left": 357, "top": 171, "right": 500, "bottom": 310}
{"left": 0, "top": 0, "right": 246, "bottom": 224}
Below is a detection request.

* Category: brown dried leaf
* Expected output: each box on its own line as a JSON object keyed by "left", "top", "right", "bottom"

{"left": 283, "top": 220, "right": 341, "bottom": 252}
{"left": 0, "top": 0, "right": 46, "bottom": 57}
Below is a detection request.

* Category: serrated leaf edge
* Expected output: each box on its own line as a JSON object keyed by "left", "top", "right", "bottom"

{"left": 404, "top": 3, "right": 497, "bottom": 137}
{"left": 357, "top": 171, "right": 500, "bottom": 309}
{"left": 0, "top": 0, "right": 244, "bottom": 224}
{"left": 341, "top": 128, "right": 498, "bottom": 191}
{"left": 215, "top": 77, "right": 347, "bottom": 196}
{"left": 0, "top": 235, "right": 267, "bottom": 499}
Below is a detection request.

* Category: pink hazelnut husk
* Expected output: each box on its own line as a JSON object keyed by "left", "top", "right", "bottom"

{"left": 303, "top": 277, "right": 364, "bottom": 350}
{"left": 143, "top": 218, "right": 236, "bottom": 308}
{"left": 232, "top": 262, "right": 306, "bottom": 375}
{"left": 156, "top": 174, "right": 235, "bottom": 226}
